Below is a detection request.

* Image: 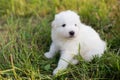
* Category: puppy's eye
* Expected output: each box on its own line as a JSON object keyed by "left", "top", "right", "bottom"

{"left": 75, "top": 24, "right": 77, "bottom": 26}
{"left": 62, "top": 24, "right": 66, "bottom": 27}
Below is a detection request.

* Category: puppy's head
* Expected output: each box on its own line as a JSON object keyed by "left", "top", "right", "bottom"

{"left": 52, "top": 10, "right": 81, "bottom": 39}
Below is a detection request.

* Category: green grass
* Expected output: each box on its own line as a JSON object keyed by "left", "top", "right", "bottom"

{"left": 0, "top": 0, "right": 120, "bottom": 79}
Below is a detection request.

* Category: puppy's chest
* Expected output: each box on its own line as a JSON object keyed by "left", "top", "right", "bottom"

{"left": 55, "top": 40, "right": 79, "bottom": 53}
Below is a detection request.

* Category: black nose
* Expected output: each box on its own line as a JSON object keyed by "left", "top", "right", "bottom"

{"left": 69, "top": 31, "right": 74, "bottom": 36}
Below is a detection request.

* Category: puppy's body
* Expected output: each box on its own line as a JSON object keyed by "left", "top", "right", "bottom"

{"left": 44, "top": 10, "right": 106, "bottom": 75}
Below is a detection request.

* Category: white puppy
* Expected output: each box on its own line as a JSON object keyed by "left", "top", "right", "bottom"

{"left": 44, "top": 10, "right": 106, "bottom": 75}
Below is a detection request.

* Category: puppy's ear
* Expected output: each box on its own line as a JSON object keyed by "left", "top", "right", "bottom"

{"left": 51, "top": 20, "right": 55, "bottom": 27}
{"left": 77, "top": 15, "right": 81, "bottom": 23}
{"left": 51, "top": 14, "right": 58, "bottom": 27}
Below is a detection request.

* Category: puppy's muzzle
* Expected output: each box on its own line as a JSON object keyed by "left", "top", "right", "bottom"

{"left": 69, "top": 31, "right": 75, "bottom": 37}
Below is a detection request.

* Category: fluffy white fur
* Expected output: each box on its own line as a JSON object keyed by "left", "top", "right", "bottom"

{"left": 44, "top": 10, "right": 106, "bottom": 75}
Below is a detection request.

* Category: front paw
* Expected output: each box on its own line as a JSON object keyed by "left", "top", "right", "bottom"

{"left": 53, "top": 67, "right": 65, "bottom": 75}
{"left": 44, "top": 52, "right": 53, "bottom": 59}
{"left": 53, "top": 68, "right": 61, "bottom": 75}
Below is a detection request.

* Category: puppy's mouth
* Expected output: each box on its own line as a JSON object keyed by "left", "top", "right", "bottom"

{"left": 64, "top": 36, "right": 76, "bottom": 40}
{"left": 68, "top": 35, "right": 75, "bottom": 38}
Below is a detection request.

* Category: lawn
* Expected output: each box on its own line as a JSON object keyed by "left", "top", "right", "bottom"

{"left": 0, "top": 0, "right": 120, "bottom": 80}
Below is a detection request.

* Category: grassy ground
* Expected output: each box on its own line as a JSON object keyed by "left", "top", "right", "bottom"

{"left": 0, "top": 0, "right": 120, "bottom": 80}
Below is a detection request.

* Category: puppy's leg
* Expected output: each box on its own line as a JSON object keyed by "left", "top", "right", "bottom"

{"left": 83, "top": 50, "right": 102, "bottom": 62}
{"left": 71, "top": 59, "right": 79, "bottom": 65}
{"left": 44, "top": 43, "right": 58, "bottom": 59}
{"left": 53, "top": 51, "right": 74, "bottom": 75}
